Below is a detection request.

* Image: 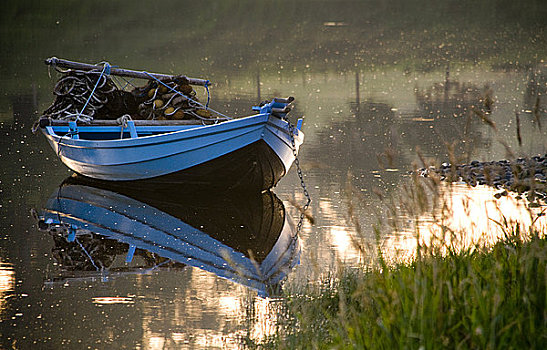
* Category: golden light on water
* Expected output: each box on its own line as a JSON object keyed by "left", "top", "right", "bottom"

{"left": 92, "top": 296, "right": 134, "bottom": 305}
{"left": 135, "top": 269, "right": 279, "bottom": 349}
{"left": 248, "top": 296, "right": 277, "bottom": 343}
{"left": 312, "top": 197, "right": 364, "bottom": 264}
{"left": 147, "top": 336, "right": 165, "bottom": 350}
{"left": 0, "top": 262, "right": 15, "bottom": 316}
{"left": 328, "top": 225, "right": 363, "bottom": 264}
{"left": 384, "top": 183, "right": 547, "bottom": 262}
{"left": 218, "top": 295, "right": 241, "bottom": 315}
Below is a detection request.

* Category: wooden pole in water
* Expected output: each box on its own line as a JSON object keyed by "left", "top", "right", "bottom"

{"left": 45, "top": 57, "right": 210, "bottom": 86}
{"left": 355, "top": 70, "right": 360, "bottom": 105}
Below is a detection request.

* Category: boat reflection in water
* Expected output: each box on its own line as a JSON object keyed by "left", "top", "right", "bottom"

{"left": 36, "top": 176, "right": 299, "bottom": 296}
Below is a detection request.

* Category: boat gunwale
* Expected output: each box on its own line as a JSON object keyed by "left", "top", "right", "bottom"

{"left": 43, "top": 114, "right": 303, "bottom": 161}
{"left": 44, "top": 113, "right": 273, "bottom": 148}
{"left": 48, "top": 122, "right": 304, "bottom": 168}
{"left": 58, "top": 128, "right": 263, "bottom": 167}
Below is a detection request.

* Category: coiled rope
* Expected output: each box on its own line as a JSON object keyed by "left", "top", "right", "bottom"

{"left": 72, "top": 62, "right": 111, "bottom": 123}
{"left": 42, "top": 62, "right": 115, "bottom": 123}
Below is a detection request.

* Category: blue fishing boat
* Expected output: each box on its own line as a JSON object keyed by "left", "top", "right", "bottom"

{"left": 36, "top": 177, "right": 300, "bottom": 295}
{"left": 36, "top": 58, "right": 304, "bottom": 191}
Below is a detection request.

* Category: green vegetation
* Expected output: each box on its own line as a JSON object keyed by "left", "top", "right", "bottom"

{"left": 252, "top": 231, "right": 546, "bottom": 349}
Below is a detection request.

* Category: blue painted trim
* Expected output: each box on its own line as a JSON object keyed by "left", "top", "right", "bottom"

{"left": 126, "top": 244, "right": 136, "bottom": 263}
{"left": 127, "top": 121, "right": 138, "bottom": 138}
{"left": 252, "top": 97, "right": 292, "bottom": 118}
{"left": 68, "top": 121, "right": 79, "bottom": 139}
{"left": 49, "top": 125, "right": 199, "bottom": 135}
{"left": 67, "top": 226, "right": 76, "bottom": 242}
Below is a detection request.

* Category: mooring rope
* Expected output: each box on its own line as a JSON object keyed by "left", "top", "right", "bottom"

{"left": 74, "top": 237, "right": 101, "bottom": 271}
{"left": 117, "top": 114, "right": 133, "bottom": 139}
{"left": 77, "top": 62, "right": 111, "bottom": 120}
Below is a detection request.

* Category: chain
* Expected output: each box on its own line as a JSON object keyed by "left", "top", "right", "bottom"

{"left": 287, "top": 121, "right": 311, "bottom": 234}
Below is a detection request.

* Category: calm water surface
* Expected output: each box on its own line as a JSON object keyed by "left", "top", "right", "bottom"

{"left": 1, "top": 1, "right": 546, "bottom": 348}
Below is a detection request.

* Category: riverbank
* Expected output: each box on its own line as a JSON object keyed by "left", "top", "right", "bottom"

{"left": 421, "top": 154, "right": 547, "bottom": 206}
{"left": 248, "top": 230, "right": 546, "bottom": 349}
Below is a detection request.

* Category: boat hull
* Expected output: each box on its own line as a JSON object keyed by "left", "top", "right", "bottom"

{"left": 75, "top": 139, "right": 285, "bottom": 193}
{"left": 42, "top": 114, "right": 304, "bottom": 190}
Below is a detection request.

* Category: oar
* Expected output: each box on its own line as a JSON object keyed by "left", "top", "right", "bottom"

{"left": 45, "top": 57, "right": 210, "bottom": 86}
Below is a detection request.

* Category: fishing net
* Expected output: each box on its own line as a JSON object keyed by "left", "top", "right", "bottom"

{"left": 41, "top": 68, "right": 219, "bottom": 122}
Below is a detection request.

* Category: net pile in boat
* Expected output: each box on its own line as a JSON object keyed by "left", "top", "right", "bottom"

{"left": 41, "top": 69, "right": 124, "bottom": 122}
{"left": 133, "top": 77, "right": 213, "bottom": 120}
{"left": 41, "top": 69, "right": 218, "bottom": 122}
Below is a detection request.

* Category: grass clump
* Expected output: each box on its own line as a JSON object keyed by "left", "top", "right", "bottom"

{"left": 261, "top": 230, "right": 546, "bottom": 349}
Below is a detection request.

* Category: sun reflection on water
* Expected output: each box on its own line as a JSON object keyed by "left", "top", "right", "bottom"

{"left": 92, "top": 296, "right": 135, "bottom": 305}
{"left": 328, "top": 225, "right": 363, "bottom": 264}
{"left": 133, "top": 269, "right": 279, "bottom": 349}
{"left": 385, "top": 183, "right": 547, "bottom": 262}
{"left": 0, "top": 262, "right": 15, "bottom": 317}
{"left": 247, "top": 296, "right": 278, "bottom": 344}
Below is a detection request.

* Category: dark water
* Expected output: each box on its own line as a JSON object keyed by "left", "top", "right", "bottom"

{"left": 1, "top": 1, "right": 547, "bottom": 348}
